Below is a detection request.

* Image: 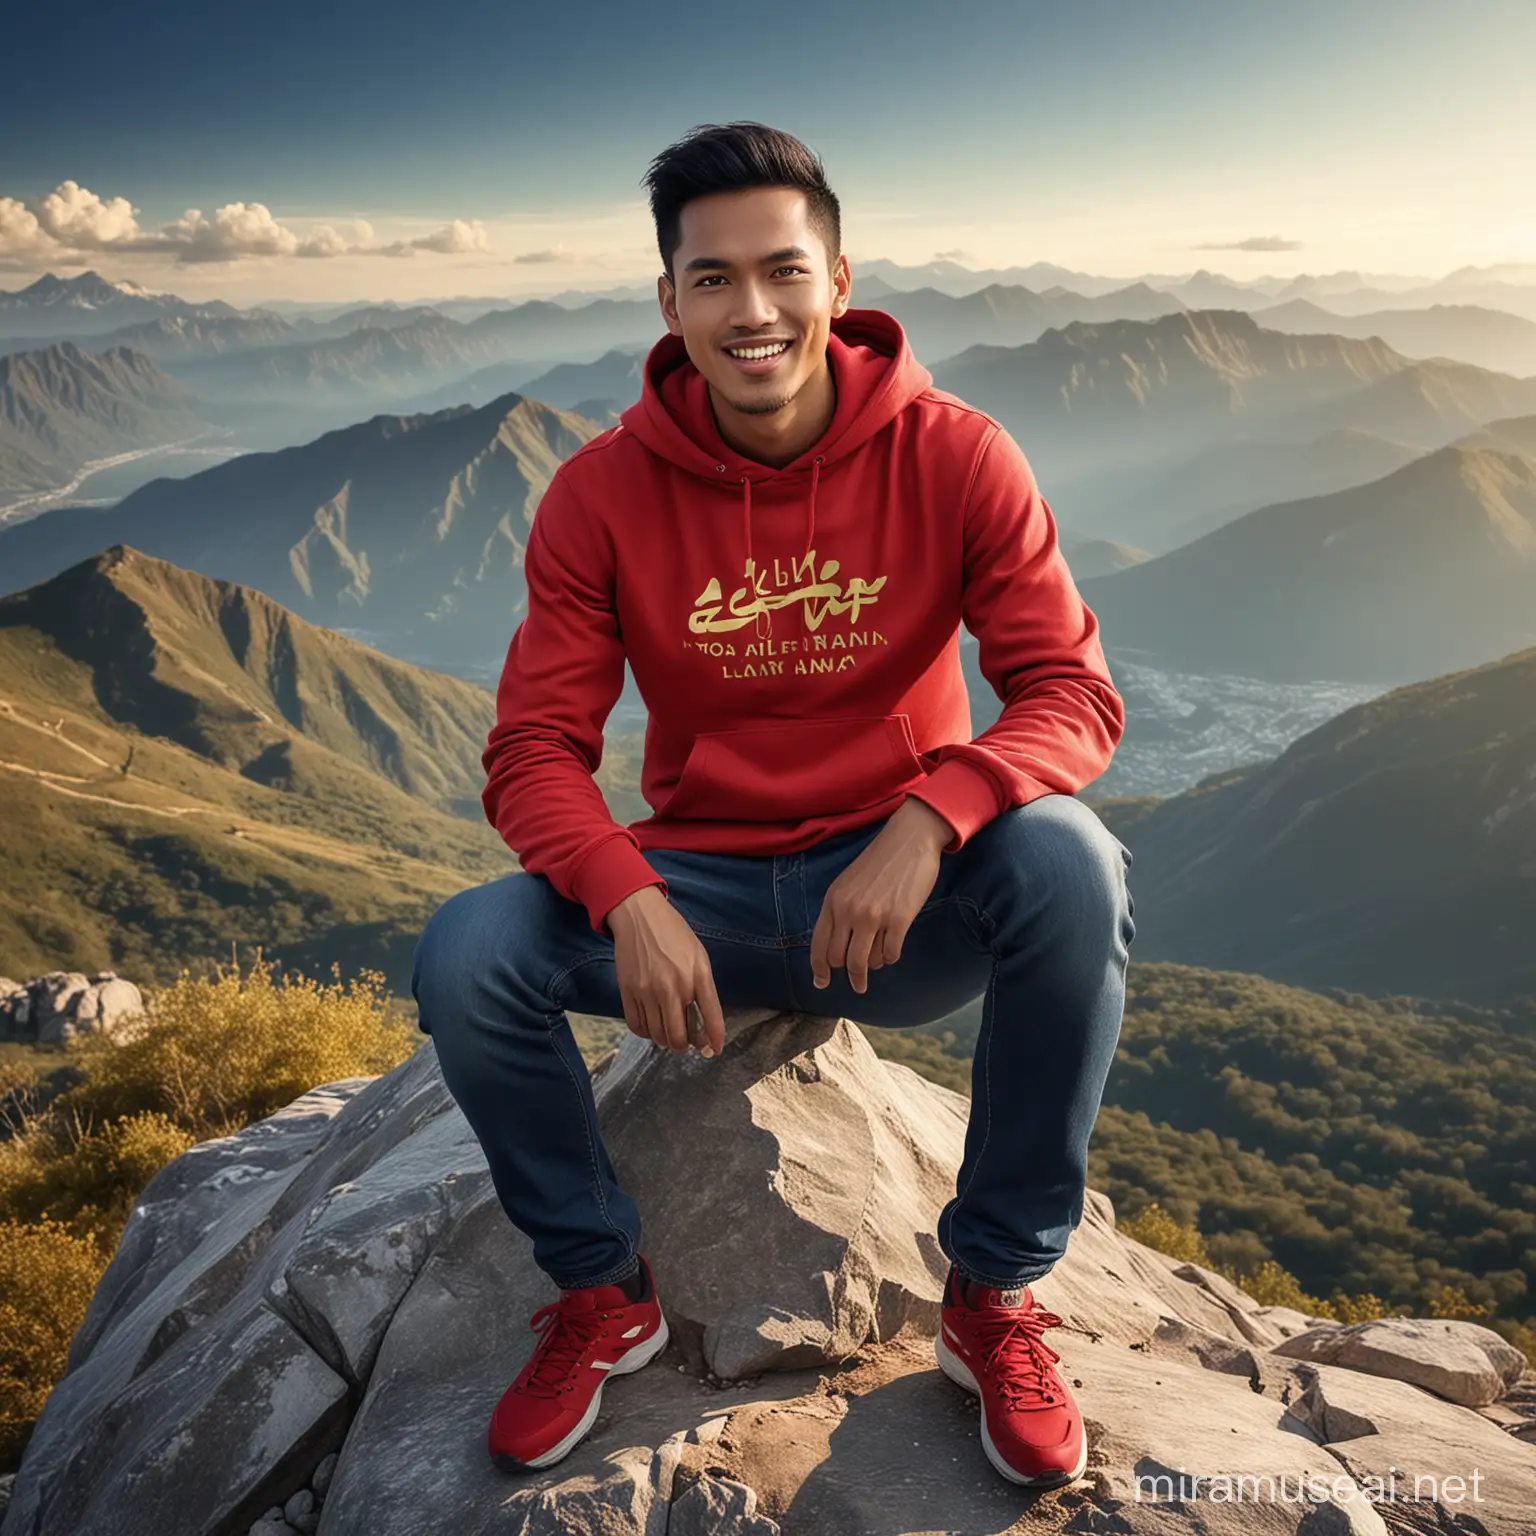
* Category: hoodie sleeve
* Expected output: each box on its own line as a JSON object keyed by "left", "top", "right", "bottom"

{"left": 904, "top": 424, "right": 1125, "bottom": 851}
{"left": 481, "top": 464, "right": 670, "bottom": 935}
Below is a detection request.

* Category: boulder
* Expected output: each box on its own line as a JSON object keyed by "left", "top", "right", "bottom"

{"left": 593, "top": 1012, "right": 965, "bottom": 1376}
{"left": 0, "top": 970, "right": 145, "bottom": 1045}
{"left": 1273, "top": 1315, "right": 1528, "bottom": 1407}
{"left": 4, "top": 1008, "right": 1532, "bottom": 1536}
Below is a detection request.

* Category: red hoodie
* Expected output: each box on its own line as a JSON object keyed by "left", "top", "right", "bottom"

{"left": 482, "top": 307, "right": 1124, "bottom": 935}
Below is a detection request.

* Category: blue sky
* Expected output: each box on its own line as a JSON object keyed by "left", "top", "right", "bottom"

{"left": 2, "top": 0, "right": 1532, "bottom": 302}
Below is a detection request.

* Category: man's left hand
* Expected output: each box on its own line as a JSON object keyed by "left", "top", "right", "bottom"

{"left": 810, "top": 797, "right": 953, "bottom": 993}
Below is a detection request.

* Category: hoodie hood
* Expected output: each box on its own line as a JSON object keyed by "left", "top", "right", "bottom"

{"left": 619, "top": 307, "right": 932, "bottom": 639}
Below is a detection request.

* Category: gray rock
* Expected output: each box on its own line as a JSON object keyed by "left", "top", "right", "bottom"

{"left": 310, "top": 1452, "right": 338, "bottom": 1499}
{"left": 24, "top": 1302, "right": 348, "bottom": 1535}
{"left": 2, "top": 1079, "right": 373, "bottom": 1536}
{"left": 593, "top": 1014, "right": 965, "bottom": 1378}
{"left": 0, "top": 969, "right": 145, "bottom": 1045}
{"left": 668, "top": 1473, "right": 779, "bottom": 1536}
{"left": 1273, "top": 1315, "right": 1529, "bottom": 1406}
{"left": 1281, "top": 1361, "right": 1536, "bottom": 1533}
{"left": 6, "top": 1006, "right": 1530, "bottom": 1536}
{"left": 0, "top": 979, "right": 30, "bottom": 1034}
{"left": 283, "top": 1487, "right": 317, "bottom": 1533}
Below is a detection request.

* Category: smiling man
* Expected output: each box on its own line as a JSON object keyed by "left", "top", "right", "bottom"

{"left": 411, "top": 121, "right": 1135, "bottom": 1490}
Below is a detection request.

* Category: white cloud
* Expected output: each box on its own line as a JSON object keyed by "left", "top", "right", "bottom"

{"left": 35, "top": 182, "right": 142, "bottom": 246}
{"left": 0, "top": 181, "right": 489, "bottom": 266}
{"left": 0, "top": 199, "right": 54, "bottom": 261}
{"left": 514, "top": 244, "right": 579, "bottom": 265}
{"left": 375, "top": 219, "right": 492, "bottom": 258}
{"left": 1194, "top": 234, "right": 1305, "bottom": 253}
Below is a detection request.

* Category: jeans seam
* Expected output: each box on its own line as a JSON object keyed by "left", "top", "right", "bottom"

{"left": 549, "top": 1254, "right": 643, "bottom": 1291}
{"left": 951, "top": 1258, "right": 1055, "bottom": 1288}
{"left": 689, "top": 925, "right": 782, "bottom": 948}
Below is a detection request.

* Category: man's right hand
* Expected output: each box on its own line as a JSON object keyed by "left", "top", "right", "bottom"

{"left": 605, "top": 887, "right": 726, "bottom": 1058}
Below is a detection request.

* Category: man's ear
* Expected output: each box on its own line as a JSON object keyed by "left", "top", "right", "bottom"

{"left": 658, "top": 272, "right": 683, "bottom": 336}
{"left": 831, "top": 254, "right": 853, "bottom": 316}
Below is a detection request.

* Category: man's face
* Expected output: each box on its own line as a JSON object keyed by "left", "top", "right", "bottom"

{"left": 659, "top": 186, "right": 851, "bottom": 421}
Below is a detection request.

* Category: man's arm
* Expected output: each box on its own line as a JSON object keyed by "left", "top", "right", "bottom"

{"left": 903, "top": 424, "right": 1126, "bottom": 851}
{"left": 481, "top": 467, "right": 668, "bottom": 935}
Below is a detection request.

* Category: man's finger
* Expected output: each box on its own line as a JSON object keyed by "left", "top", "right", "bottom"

{"left": 809, "top": 904, "right": 832, "bottom": 988}
{"left": 846, "top": 922, "right": 877, "bottom": 994}
{"left": 621, "top": 992, "right": 647, "bottom": 1039}
{"left": 642, "top": 999, "right": 669, "bottom": 1050}
{"left": 695, "top": 971, "right": 727, "bottom": 1059}
{"left": 826, "top": 911, "right": 852, "bottom": 975}
{"left": 659, "top": 994, "right": 689, "bottom": 1052}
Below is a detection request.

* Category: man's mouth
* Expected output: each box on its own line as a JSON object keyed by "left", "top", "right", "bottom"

{"left": 723, "top": 338, "right": 793, "bottom": 374}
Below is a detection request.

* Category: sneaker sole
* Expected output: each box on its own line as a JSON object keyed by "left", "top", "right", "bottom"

{"left": 934, "top": 1332, "right": 1088, "bottom": 1488}
{"left": 492, "top": 1310, "right": 672, "bottom": 1473}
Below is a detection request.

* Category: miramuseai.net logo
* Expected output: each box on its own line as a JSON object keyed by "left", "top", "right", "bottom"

{"left": 1133, "top": 1465, "right": 1491, "bottom": 1511}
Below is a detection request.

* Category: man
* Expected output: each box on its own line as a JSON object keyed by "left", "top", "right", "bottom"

{"left": 411, "top": 120, "right": 1135, "bottom": 1490}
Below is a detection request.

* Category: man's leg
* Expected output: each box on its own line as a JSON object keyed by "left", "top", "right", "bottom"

{"left": 784, "top": 794, "right": 1135, "bottom": 1287}
{"left": 409, "top": 846, "right": 794, "bottom": 1290}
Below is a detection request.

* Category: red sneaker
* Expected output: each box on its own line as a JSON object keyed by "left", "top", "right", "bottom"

{"left": 935, "top": 1268, "right": 1087, "bottom": 1486}
{"left": 489, "top": 1256, "right": 669, "bottom": 1472}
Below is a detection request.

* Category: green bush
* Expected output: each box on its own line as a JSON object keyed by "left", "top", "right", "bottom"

{"left": 0, "top": 1219, "right": 107, "bottom": 1468}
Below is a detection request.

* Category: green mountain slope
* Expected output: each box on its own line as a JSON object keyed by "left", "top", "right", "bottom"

{"left": 858, "top": 962, "right": 1533, "bottom": 1340}
{"left": 0, "top": 546, "right": 513, "bottom": 986}
{"left": 1091, "top": 644, "right": 1536, "bottom": 1002}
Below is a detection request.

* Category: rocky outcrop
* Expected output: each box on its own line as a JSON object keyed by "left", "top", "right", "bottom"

{"left": 1273, "top": 1315, "right": 1529, "bottom": 1406}
{"left": 3, "top": 1009, "right": 1533, "bottom": 1536}
{"left": 0, "top": 971, "right": 145, "bottom": 1045}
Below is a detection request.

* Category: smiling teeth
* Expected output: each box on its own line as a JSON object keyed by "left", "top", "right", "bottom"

{"left": 728, "top": 342, "right": 789, "bottom": 359}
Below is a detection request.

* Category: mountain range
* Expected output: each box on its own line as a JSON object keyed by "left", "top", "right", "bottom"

{"left": 931, "top": 309, "right": 1536, "bottom": 544}
{"left": 0, "top": 341, "right": 214, "bottom": 501}
{"left": 1079, "top": 433, "right": 1536, "bottom": 684}
{"left": 0, "top": 391, "right": 603, "bottom": 663}
{"left": 0, "top": 545, "right": 512, "bottom": 986}
{"left": 0, "top": 271, "right": 249, "bottom": 338}
{"left": 1249, "top": 298, "right": 1536, "bottom": 377}
{"left": 1095, "top": 641, "right": 1536, "bottom": 1004}
{"left": 7, "top": 351, "right": 1531, "bottom": 716}
{"left": 1, "top": 531, "right": 1530, "bottom": 1012}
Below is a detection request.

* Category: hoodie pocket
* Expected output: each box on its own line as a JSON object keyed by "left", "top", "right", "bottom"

{"left": 658, "top": 714, "right": 926, "bottom": 824}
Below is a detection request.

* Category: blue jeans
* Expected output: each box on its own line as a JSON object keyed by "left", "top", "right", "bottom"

{"left": 411, "top": 793, "right": 1135, "bottom": 1292}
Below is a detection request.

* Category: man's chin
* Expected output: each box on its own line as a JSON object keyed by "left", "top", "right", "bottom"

{"left": 712, "top": 379, "right": 795, "bottom": 417}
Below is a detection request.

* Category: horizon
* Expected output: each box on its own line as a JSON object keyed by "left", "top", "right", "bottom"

{"left": 2, "top": 0, "right": 1532, "bottom": 305}
{"left": 9, "top": 256, "right": 1536, "bottom": 318}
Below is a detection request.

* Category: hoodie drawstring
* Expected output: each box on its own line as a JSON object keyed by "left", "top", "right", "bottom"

{"left": 736, "top": 454, "right": 823, "bottom": 641}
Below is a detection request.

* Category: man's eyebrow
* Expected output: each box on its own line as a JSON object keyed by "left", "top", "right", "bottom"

{"left": 681, "top": 245, "right": 813, "bottom": 274}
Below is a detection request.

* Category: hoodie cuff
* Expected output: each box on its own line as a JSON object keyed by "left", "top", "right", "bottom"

{"left": 905, "top": 757, "right": 1008, "bottom": 852}
{"left": 570, "top": 836, "right": 670, "bottom": 936}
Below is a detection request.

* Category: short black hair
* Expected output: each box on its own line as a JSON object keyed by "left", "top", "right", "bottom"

{"left": 642, "top": 121, "right": 842, "bottom": 286}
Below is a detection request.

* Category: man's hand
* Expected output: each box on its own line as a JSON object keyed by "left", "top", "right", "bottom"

{"left": 810, "top": 797, "right": 953, "bottom": 993}
{"left": 605, "top": 887, "right": 727, "bottom": 1057}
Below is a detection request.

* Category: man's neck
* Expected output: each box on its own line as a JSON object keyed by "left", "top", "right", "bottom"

{"left": 708, "top": 351, "right": 838, "bottom": 470}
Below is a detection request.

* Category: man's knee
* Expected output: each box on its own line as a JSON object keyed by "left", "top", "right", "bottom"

{"left": 411, "top": 876, "right": 529, "bottom": 1032}
{"left": 997, "top": 795, "right": 1133, "bottom": 929}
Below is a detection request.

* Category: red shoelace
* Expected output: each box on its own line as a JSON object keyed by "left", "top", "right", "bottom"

{"left": 520, "top": 1301, "right": 611, "bottom": 1398}
{"left": 968, "top": 1305, "right": 1067, "bottom": 1410}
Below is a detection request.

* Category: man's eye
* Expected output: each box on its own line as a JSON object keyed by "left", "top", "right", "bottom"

{"left": 697, "top": 267, "right": 806, "bottom": 286}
